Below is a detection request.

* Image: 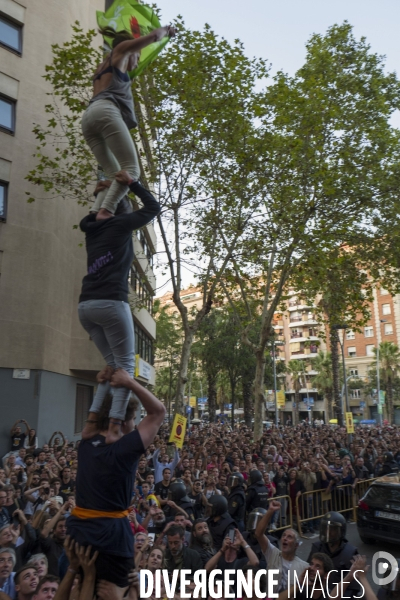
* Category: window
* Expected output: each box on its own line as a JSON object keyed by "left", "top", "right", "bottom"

{"left": 0, "top": 182, "right": 7, "bottom": 221}
{"left": 364, "top": 326, "right": 374, "bottom": 338}
{"left": 382, "top": 304, "right": 391, "bottom": 315}
{"left": 137, "top": 229, "right": 154, "bottom": 266}
{"left": 348, "top": 346, "right": 356, "bottom": 357}
{"left": 0, "top": 96, "right": 15, "bottom": 133}
{"left": 290, "top": 312, "right": 301, "bottom": 322}
{"left": 346, "top": 330, "right": 355, "bottom": 340}
{"left": 380, "top": 288, "right": 389, "bottom": 296}
{"left": 349, "top": 368, "right": 359, "bottom": 376}
{"left": 130, "top": 263, "right": 153, "bottom": 313}
{"left": 350, "top": 389, "right": 361, "bottom": 399}
{"left": 366, "top": 344, "right": 375, "bottom": 357}
{"left": 384, "top": 323, "right": 394, "bottom": 335}
{"left": 75, "top": 384, "right": 93, "bottom": 434}
{"left": 135, "top": 322, "right": 154, "bottom": 365}
{"left": 0, "top": 16, "right": 22, "bottom": 53}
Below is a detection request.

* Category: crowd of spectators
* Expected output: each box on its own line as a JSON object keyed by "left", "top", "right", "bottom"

{"left": 1, "top": 416, "right": 399, "bottom": 599}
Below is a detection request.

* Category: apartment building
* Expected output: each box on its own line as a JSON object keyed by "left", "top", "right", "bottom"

{"left": 0, "top": 0, "right": 157, "bottom": 453}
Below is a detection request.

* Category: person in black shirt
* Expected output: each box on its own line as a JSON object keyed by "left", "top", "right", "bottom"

{"left": 67, "top": 370, "right": 165, "bottom": 592}
{"left": 9, "top": 420, "right": 30, "bottom": 452}
{"left": 154, "top": 468, "right": 172, "bottom": 518}
{"left": 59, "top": 468, "right": 75, "bottom": 502}
{"left": 79, "top": 172, "right": 161, "bottom": 445}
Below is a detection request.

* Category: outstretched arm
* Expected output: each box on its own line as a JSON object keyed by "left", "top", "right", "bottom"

{"left": 110, "top": 369, "right": 166, "bottom": 448}
{"left": 112, "top": 26, "right": 175, "bottom": 63}
{"left": 255, "top": 500, "right": 280, "bottom": 553}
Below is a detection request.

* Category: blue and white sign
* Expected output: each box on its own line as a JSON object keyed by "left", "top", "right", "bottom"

{"left": 186, "top": 406, "right": 192, "bottom": 414}
{"left": 225, "top": 404, "right": 232, "bottom": 409}
{"left": 198, "top": 397, "right": 208, "bottom": 404}
{"left": 360, "top": 401, "right": 366, "bottom": 408}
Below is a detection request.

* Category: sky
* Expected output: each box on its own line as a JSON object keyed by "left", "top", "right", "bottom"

{"left": 155, "top": 0, "right": 400, "bottom": 79}
{"left": 152, "top": 0, "right": 400, "bottom": 294}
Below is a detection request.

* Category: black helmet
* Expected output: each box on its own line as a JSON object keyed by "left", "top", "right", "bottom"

{"left": 384, "top": 452, "right": 394, "bottom": 463}
{"left": 207, "top": 494, "right": 228, "bottom": 518}
{"left": 227, "top": 472, "right": 244, "bottom": 488}
{"left": 168, "top": 481, "right": 187, "bottom": 502}
{"left": 320, "top": 511, "right": 346, "bottom": 544}
{"left": 247, "top": 507, "right": 267, "bottom": 532}
{"left": 249, "top": 470, "right": 262, "bottom": 485}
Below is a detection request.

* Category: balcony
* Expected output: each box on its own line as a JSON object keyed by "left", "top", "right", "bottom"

{"left": 289, "top": 318, "right": 318, "bottom": 328}
{"left": 289, "top": 353, "right": 319, "bottom": 360}
{"left": 289, "top": 335, "right": 320, "bottom": 344}
{"left": 288, "top": 304, "right": 316, "bottom": 312}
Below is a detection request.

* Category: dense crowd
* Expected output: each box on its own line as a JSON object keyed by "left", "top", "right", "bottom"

{"left": 1, "top": 416, "right": 400, "bottom": 600}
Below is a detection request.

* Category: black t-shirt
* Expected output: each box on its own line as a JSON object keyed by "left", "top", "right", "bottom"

{"left": 154, "top": 481, "right": 170, "bottom": 501}
{"left": 10, "top": 432, "right": 26, "bottom": 451}
{"left": 274, "top": 474, "right": 289, "bottom": 497}
{"left": 60, "top": 480, "right": 75, "bottom": 501}
{"left": 67, "top": 429, "right": 145, "bottom": 557}
{"left": 79, "top": 182, "right": 161, "bottom": 303}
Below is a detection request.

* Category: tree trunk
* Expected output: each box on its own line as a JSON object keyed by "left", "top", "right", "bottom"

{"left": 208, "top": 371, "right": 217, "bottom": 423}
{"left": 254, "top": 350, "right": 266, "bottom": 440}
{"left": 174, "top": 329, "right": 194, "bottom": 415}
{"left": 294, "top": 388, "right": 300, "bottom": 426}
{"left": 326, "top": 390, "right": 334, "bottom": 421}
{"left": 230, "top": 380, "right": 236, "bottom": 429}
{"left": 330, "top": 329, "right": 342, "bottom": 425}
{"left": 242, "top": 377, "right": 254, "bottom": 428}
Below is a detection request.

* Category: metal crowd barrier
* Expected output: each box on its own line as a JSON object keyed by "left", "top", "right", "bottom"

{"left": 266, "top": 495, "right": 293, "bottom": 533}
{"left": 296, "top": 479, "right": 375, "bottom": 538}
{"left": 354, "top": 477, "right": 376, "bottom": 502}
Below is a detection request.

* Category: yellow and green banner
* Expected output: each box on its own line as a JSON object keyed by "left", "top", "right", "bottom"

{"left": 96, "top": 0, "right": 170, "bottom": 79}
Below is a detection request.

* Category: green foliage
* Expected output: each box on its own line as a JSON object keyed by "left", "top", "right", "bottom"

{"left": 25, "top": 24, "right": 102, "bottom": 205}
{"left": 370, "top": 341, "right": 400, "bottom": 422}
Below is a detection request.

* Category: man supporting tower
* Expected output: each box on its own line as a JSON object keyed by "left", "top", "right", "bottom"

{"left": 67, "top": 369, "right": 165, "bottom": 598}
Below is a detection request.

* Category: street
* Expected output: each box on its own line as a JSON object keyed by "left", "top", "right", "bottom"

{"left": 296, "top": 521, "right": 399, "bottom": 593}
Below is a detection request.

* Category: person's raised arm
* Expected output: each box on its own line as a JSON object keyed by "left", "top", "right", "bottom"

{"left": 10, "top": 419, "right": 20, "bottom": 435}
{"left": 255, "top": 499, "right": 280, "bottom": 553}
{"left": 54, "top": 536, "right": 80, "bottom": 600}
{"left": 235, "top": 529, "right": 259, "bottom": 566}
{"left": 21, "top": 420, "right": 30, "bottom": 436}
{"left": 111, "top": 26, "right": 175, "bottom": 63}
{"left": 77, "top": 543, "right": 99, "bottom": 600}
{"left": 114, "top": 173, "right": 161, "bottom": 232}
{"left": 110, "top": 369, "right": 165, "bottom": 448}
{"left": 40, "top": 502, "right": 69, "bottom": 539}
{"left": 205, "top": 537, "right": 229, "bottom": 572}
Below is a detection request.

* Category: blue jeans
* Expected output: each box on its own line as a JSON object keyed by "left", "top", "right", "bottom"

{"left": 78, "top": 300, "right": 135, "bottom": 420}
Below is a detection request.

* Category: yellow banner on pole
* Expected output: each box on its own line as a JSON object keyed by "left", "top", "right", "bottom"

{"left": 169, "top": 414, "right": 187, "bottom": 448}
{"left": 189, "top": 396, "right": 197, "bottom": 408}
{"left": 277, "top": 390, "right": 286, "bottom": 408}
{"left": 345, "top": 412, "right": 354, "bottom": 434}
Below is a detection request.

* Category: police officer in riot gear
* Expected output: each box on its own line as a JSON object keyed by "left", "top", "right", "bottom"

{"left": 206, "top": 494, "right": 236, "bottom": 550}
{"left": 242, "top": 508, "right": 278, "bottom": 568}
{"left": 227, "top": 472, "right": 246, "bottom": 531}
{"left": 246, "top": 470, "right": 270, "bottom": 513}
{"left": 307, "top": 512, "right": 359, "bottom": 598}
{"left": 381, "top": 452, "right": 400, "bottom": 476}
{"left": 168, "top": 481, "right": 196, "bottom": 523}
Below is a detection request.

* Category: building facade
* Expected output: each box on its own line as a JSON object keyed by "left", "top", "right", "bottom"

{"left": 157, "top": 284, "right": 400, "bottom": 424}
{"left": 0, "top": 0, "right": 157, "bottom": 454}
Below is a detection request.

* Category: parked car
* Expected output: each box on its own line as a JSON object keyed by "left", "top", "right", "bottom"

{"left": 357, "top": 474, "right": 400, "bottom": 544}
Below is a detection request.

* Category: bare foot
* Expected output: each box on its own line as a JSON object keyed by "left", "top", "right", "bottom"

{"left": 97, "top": 365, "right": 114, "bottom": 384}
{"left": 106, "top": 420, "right": 123, "bottom": 444}
{"left": 82, "top": 413, "right": 100, "bottom": 440}
{"left": 96, "top": 208, "right": 114, "bottom": 221}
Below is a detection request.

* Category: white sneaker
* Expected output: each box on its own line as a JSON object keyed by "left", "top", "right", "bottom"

{"left": 270, "top": 523, "right": 277, "bottom": 530}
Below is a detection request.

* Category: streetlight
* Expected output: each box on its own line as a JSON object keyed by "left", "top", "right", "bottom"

{"left": 376, "top": 319, "right": 387, "bottom": 426}
{"left": 331, "top": 324, "right": 350, "bottom": 428}
{"left": 271, "top": 338, "right": 285, "bottom": 427}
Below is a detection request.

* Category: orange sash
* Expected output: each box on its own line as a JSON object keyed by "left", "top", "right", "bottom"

{"left": 71, "top": 506, "right": 129, "bottom": 519}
